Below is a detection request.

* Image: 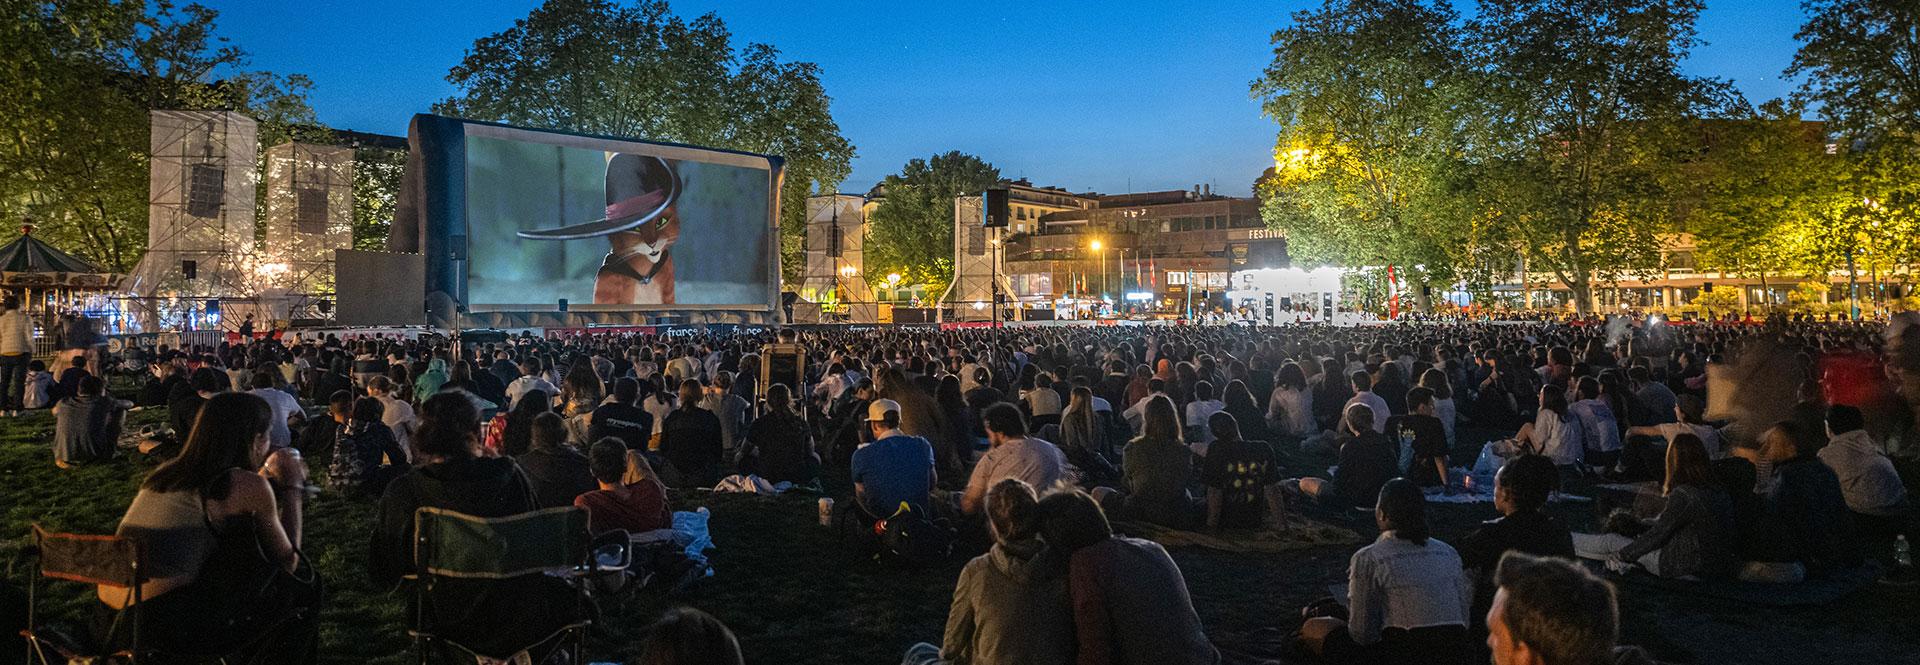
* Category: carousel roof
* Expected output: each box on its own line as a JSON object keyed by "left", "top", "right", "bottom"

{"left": 0, "top": 225, "right": 117, "bottom": 288}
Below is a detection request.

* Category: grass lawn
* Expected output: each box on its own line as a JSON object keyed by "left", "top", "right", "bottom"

{"left": 2, "top": 406, "right": 1915, "bottom": 664}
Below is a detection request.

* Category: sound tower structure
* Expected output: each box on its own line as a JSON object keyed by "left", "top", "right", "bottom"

{"left": 263, "top": 142, "right": 355, "bottom": 298}
{"left": 936, "top": 195, "right": 1015, "bottom": 322}
{"left": 125, "top": 111, "right": 260, "bottom": 331}
{"left": 798, "top": 194, "right": 875, "bottom": 323}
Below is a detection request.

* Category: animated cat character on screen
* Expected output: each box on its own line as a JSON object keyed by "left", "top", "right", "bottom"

{"left": 516, "top": 153, "right": 682, "bottom": 305}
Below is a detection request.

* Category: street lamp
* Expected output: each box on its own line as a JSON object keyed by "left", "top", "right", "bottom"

{"left": 1090, "top": 239, "right": 1107, "bottom": 313}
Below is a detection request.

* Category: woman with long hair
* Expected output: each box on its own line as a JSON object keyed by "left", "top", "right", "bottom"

{"left": 935, "top": 374, "right": 973, "bottom": 473}
{"left": 1511, "top": 385, "right": 1578, "bottom": 465}
{"left": 659, "top": 379, "right": 725, "bottom": 488}
{"left": 737, "top": 383, "right": 819, "bottom": 484}
{"left": 1572, "top": 433, "right": 1733, "bottom": 579}
{"left": 1057, "top": 386, "right": 1119, "bottom": 487}
{"left": 1267, "top": 361, "right": 1316, "bottom": 439}
{"left": 105, "top": 392, "right": 319, "bottom": 659}
{"left": 499, "top": 388, "right": 552, "bottom": 457}
{"left": 1221, "top": 379, "right": 1268, "bottom": 443}
{"left": 1107, "top": 395, "right": 1198, "bottom": 528}
{"left": 1418, "top": 367, "right": 1456, "bottom": 445}
{"left": 559, "top": 359, "right": 606, "bottom": 418}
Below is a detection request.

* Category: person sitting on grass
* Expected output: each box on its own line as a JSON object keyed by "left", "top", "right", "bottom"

{"left": 1039, "top": 490, "right": 1219, "bottom": 665}
{"left": 1459, "top": 454, "right": 1573, "bottom": 627}
{"left": 1745, "top": 420, "right": 1861, "bottom": 581}
{"left": 635, "top": 607, "right": 744, "bottom": 665}
{"left": 52, "top": 375, "right": 129, "bottom": 468}
{"left": 1103, "top": 394, "right": 1200, "bottom": 529}
{"left": 658, "top": 379, "right": 725, "bottom": 488}
{"left": 20, "top": 359, "right": 53, "bottom": 410}
{"left": 328, "top": 396, "right": 406, "bottom": 499}
{"left": 1508, "top": 385, "right": 1580, "bottom": 467}
{"left": 517, "top": 411, "right": 597, "bottom": 508}
{"left": 847, "top": 399, "right": 936, "bottom": 539}
{"left": 52, "top": 354, "right": 88, "bottom": 404}
{"left": 370, "top": 392, "right": 577, "bottom": 662}
{"left": 1487, "top": 552, "right": 1664, "bottom": 665}
{"left": 298, "top": 389, "right": 353, "bottom": 455}
{"left": 1282, "top": 404, "right": 1397, "bottom": 512}
{"left": 1571, "top": 432, "right": 1733, "bottom": 580}
{"left": 1301, "top": 478, "right": 1472, "bottom": 665}
{"left": 1389, "top": 387, "right": 1450, "bottom": 489}
{"left": 103, "top": 392, "right": 318, "bottom": 661}
{"left": 1198, "top": 411, "right": 1284, "bottom": 530}
{"left": 576, "top": 437, "right": 672, "bottom": 536}
{"left": 960, "top": 403, "right": 1066, "bottom": 516}
{"left": 904, "top": 478, "right": 1073, "bottom": 665}
{"left": 1815, "top": 405, "right": 1909, "bottom": 560}
{"left": 588, "top": 377, "right": 654, "bottom": 453}
{"left": 736, "top": 383, "right": 819, "bottom": 484}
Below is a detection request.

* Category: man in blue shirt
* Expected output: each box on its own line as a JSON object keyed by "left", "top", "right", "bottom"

{"left": 851, "top": 398, "right": 936, "bottom": 518}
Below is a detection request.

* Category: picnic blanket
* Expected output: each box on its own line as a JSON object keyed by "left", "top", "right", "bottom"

{"left": 711, "top": 474, "right": 796, "bottom": 495}
{"left": 1114, "top": 518, "right": 1362, "bottom": 554}
{"left": 1425, "top": 486, "right": 1593, "bottom": 505}
{"left": 1611, "top": 561, "right": 1885, "bottom": 607}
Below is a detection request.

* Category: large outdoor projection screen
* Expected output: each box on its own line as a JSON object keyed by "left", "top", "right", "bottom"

{"left": 395, "top": 115, "right": 784, "bottom": 315}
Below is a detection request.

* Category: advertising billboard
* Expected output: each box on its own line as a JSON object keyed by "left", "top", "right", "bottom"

{"left": 392, "top": 115, "right": 783, "bottom": 316}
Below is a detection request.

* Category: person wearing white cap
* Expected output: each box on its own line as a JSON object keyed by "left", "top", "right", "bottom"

{"left": 851, "top": 398, "right": 937, "bottom": 520}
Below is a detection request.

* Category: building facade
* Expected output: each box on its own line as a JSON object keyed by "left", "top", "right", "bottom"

{"left": 1000, "top": 186, "right": 1265, "bottom": 313}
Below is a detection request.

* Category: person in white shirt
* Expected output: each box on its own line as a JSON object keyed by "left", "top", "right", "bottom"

{"left": 505, "top": 358, "right": 559, "bottom": 410}
{"left": 1343, "top": 371, "right": 1391, "bottom": 435}
{"left": 1817, "top": 405, "right": 1908, "bottom": 517}
{"left": 247, "top": 370, "right": 302, "bottom": 450}
{"left": 1302, "top": 478, "right": 1470, "bottom": 662}
{"left": 1124, "top": 379, "right": 1170, "bottom": 434}
{"left": 1183, "top": 381, "right": 1226, "bottom": 455}
{"left": 0, "top": 296, "right": 35, "bottom": 413}
{"left": 1266, "top": 362, "right": 1317, "bottom": 438}
{"left": 960, "top": 403, "right": 1067, "bottom": 515}
{"left": 367, "top": 375, "right": 415, "bottom": 459}
{"left": 1514, "top": 386, "right": 1579, "bottom": 466}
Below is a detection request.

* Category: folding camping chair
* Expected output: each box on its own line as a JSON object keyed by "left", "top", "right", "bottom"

{"left": 19, "top": 525, "right": 144, "bottom": 665}
{"left": 408, "top": 506, "right": 623, "bottom": 665}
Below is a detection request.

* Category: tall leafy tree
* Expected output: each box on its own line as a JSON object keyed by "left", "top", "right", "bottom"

{"left": 863, "top": 152, "right": 1000, "bottom": 299}
{"left": 1685, "top": 105, "right": 1836, "bottom": 300}
{"left": 1252, "top": 0, "right": 1476, "bottom": 309}
{"left": 434, "top": 0, "right": 855, "bottom": 286}
{"left": 1788, "top": 0, "right": 1920, "bottom": 138}
{"left": 1468, "top": 0, "right": 1737, "bottom": 312}
{"left": 1788, "top": 0, "right": 1920, "bottom": 308}
{"left": 352, "top": 145, "right": 408, "bottom": 251}
{"left": 0, "top": 0, "right": 316, "bottom": 272}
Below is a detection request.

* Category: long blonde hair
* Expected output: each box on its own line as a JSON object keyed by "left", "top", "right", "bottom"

{"left": 1133, "top": 394, "right": 1181, "bottom": 445}
{"left": 1060, "top": 386, "right": 1099, "bottom": 450}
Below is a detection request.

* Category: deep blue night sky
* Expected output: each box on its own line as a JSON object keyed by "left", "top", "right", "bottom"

{"left": 196, "top": 0, "right": 1810, "bottom": 196}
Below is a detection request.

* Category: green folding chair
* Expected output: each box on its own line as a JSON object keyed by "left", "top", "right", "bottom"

{"left": 408, "top": 506, "right": 597, "bottom": 665}
{"left": 19, "top": 525, "right": 146, "bottom": 665}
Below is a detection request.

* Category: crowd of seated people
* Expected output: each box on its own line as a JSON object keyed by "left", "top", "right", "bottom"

{"left": 26, "top": 313, "right": 1913, "bottom": 664}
